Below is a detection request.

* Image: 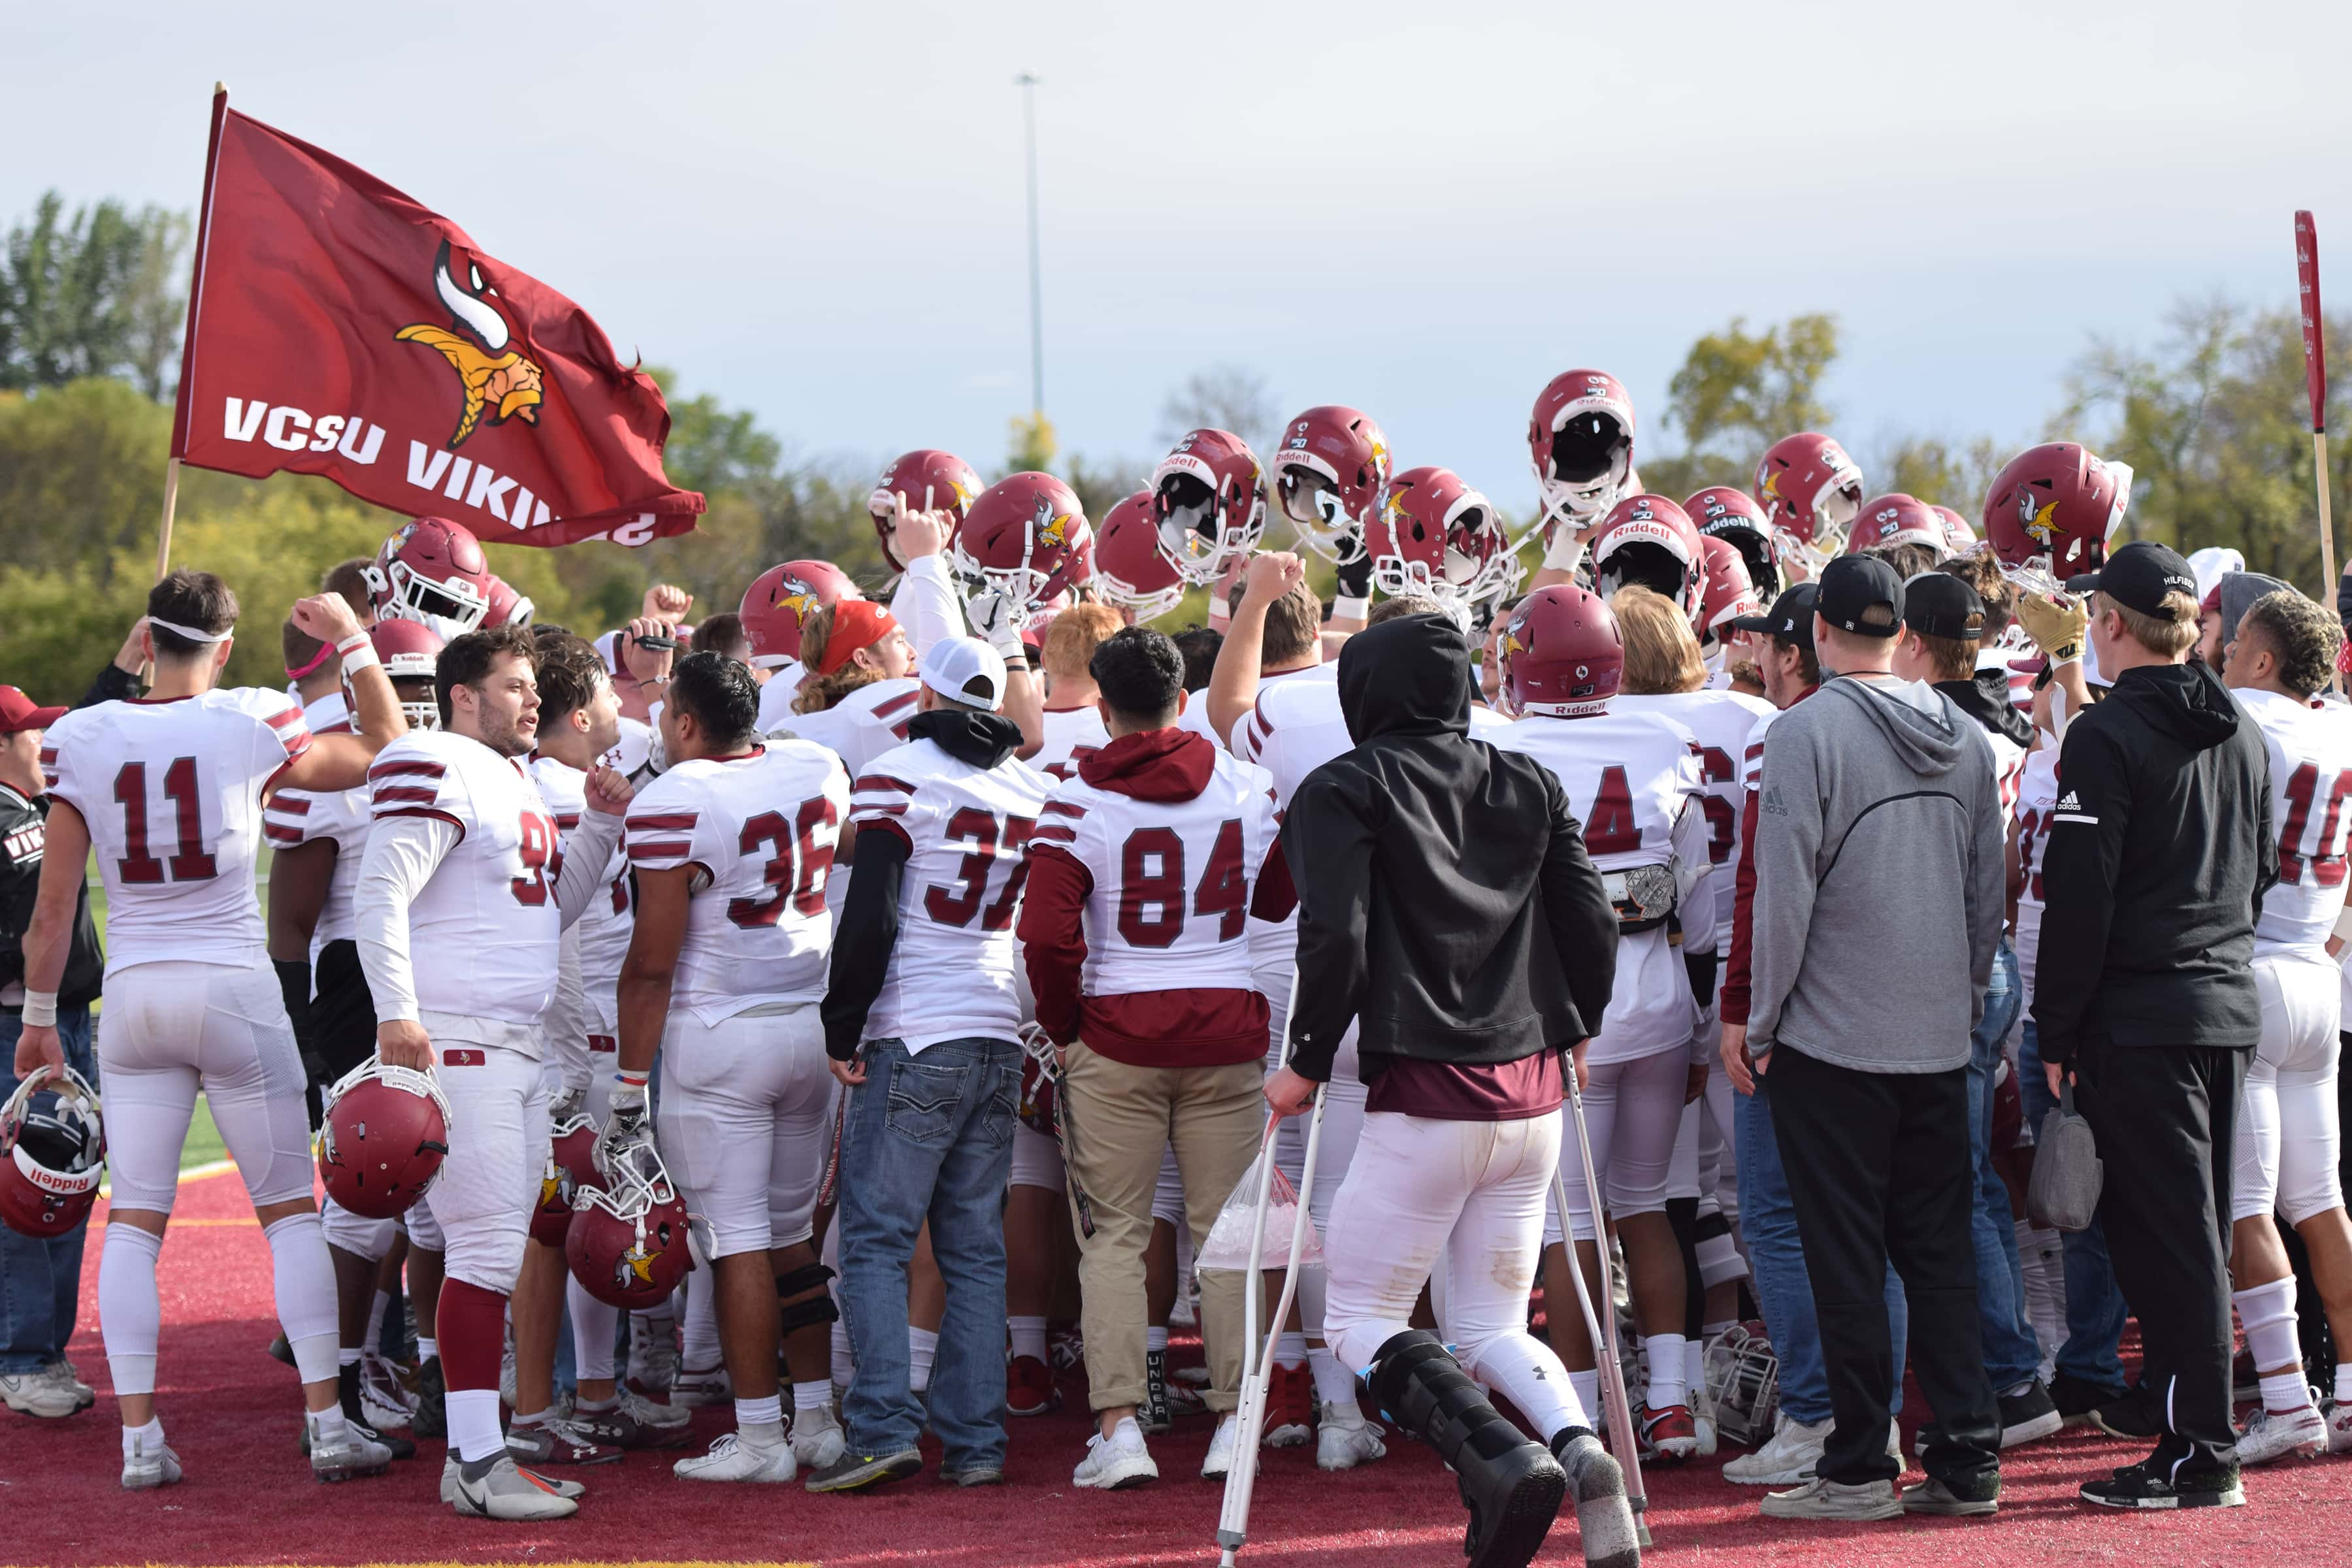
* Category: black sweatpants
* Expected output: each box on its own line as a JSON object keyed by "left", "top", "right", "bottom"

{"left": 2070, "top": 1034, "right": 2248, "bottom": 1475}
{"left": 1767, "top": 1045, "right": 1999, "bottom": 1489}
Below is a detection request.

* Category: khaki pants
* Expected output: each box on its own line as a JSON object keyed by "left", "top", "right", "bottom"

{"left": 1062, "top": 1041, "right": 1264, "bottom": 1413}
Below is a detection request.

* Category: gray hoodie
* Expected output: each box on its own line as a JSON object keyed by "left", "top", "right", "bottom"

{"left": 1748, "top": 673, "right": 2004, "bottom": 1073}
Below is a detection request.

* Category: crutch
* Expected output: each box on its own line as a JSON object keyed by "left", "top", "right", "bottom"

{"left": 1551, "top": 1066, "right": 1652, "bottom": 1550}
{"left": 1214, "top": 1081, "right": 1328, "bottom": 1567}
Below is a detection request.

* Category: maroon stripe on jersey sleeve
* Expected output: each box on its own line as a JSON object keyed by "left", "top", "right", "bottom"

{"left": 552, "top": 813, "right": 582, "bottom": 830}
{"left": 1041, "top": 800, "right": 1086, "bottom": 819}
{"left": 280, "top": 730, "right": 312, "bottom": 760}
{"left": 874, "top": 691, "right": 918, "bottom": 719}
{"left": 853, "top": 774, "right": 917, "bottom": 794}
{"left": 369, "top": 760, "right": 447, "bottom": 781}
{"left": 265, "top": 707, "right": 305, "bottom": 730}
{"left": 271, "top": 794, "right": 312, "bottom": 817}
{"left": 38, "top": 747, "right": 57, "bottom": 765}
{"left": 372, "top": 785, "right": 442, "bottom": 805}
{"left": 264, "top": 823, "right": 306, "bottom": 845}
{"left": 627, "top": 840, "right": 693, "bottom": 861}
{"left": 625, "top": 812, "right": 698, "bottom": 832}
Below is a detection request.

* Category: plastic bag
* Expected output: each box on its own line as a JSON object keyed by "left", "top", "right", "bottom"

{"left": 1196, "top": 1151, "right": 1325, "bottom": 1273}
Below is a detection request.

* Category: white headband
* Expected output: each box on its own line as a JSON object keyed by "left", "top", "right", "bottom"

{"left": 148, "top": 617, "right": 234, "bottom": 645}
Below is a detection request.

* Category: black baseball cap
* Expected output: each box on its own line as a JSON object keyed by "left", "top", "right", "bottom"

{"left": 1903, "top": 572, "right": 1985, "bottom": 641}
{"left": 2068, "top": 540, "right": 2198, "bottom": 616}
{"left": 1727, "top": 582, "right": 1819, "bottom": 651}
{"left": 1816, "top": 554, "right": 1905, "bottom": 638}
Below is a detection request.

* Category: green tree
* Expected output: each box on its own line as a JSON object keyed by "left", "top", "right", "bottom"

{"left": 1869, "top": 434, "right": 2006, "bottom": 516}
{"left": 1666, "top": 313, "right": 1840, "bottom": 459}
{"left": 1005, "top": 411, "right": 1057, "bottom": 476}
{"left": 0, "top": 192, "right": 189, "bottom": 398}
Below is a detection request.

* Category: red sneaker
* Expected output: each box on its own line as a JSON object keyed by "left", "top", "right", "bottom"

{"left": 1639, "top": 1402, "right": 1699, "bottom": 1465}
{"left": 1264, "top": 1363, "right": 1313, "bottom": 1448}
{"left": 1007, "top": 1354, "right": 1060, "bottom": 1417}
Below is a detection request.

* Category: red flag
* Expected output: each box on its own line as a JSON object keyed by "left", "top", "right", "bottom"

{"left": 171, "top": 93, "right": 704, "bottom": 546}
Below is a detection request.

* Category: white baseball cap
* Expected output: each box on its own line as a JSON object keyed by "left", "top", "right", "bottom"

{"left": 921, "top": 636, "right": 1008, "bottom": 713}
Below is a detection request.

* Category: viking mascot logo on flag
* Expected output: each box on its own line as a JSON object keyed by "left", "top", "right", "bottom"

{"left": 396, "top": 239, "right": 547, "bottom": 449}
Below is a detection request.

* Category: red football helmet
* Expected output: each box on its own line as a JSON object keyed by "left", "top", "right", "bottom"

{"left": 869, "top": 449, "right": 983, "bottom": 573}
{"left": 351, "top": 618, "right": 444, "bottom": 732}
{"left": 0, "top": 1066, "right": 103, "bottom": 1240}
{"left": 955, "top": 472, "right": 1093, "bottom": 628}
{"left": 480, "top": 574, "right": 533, "bottom": 629}
{"left": 1845, "top": 494, "right": 1944, "bottom": 554}
{"left": 1686, "top": 485, "right": 1780, "bottom": 600}
{"left": 316, "top": 1060, "right": 451, "bottom": 1220}
{"left": 740, "top": 560, "right": 858, "bottom": 668}
{"left": 1499, "top": 585, "right": 1623, "bottom": 719}
{"left": 1982, "top": 443, "right": 2134, "bottom": 578}
{"left": 566, "top": 1141, "right": 694, "bottom": 1310}
{"left": 530, "top": 1104, "right": 606, "bottom": 1248}
{"left": 1270, "top": 406, "right": 1391, "bottom": 562}
{"left": 1591, "top": 494, "right": 1708, "bottom": 623}
{"left": 1151, "top": 429, "right": 1267, "bottom": 585}
{"left": 1696, "top": 535, "right": 1762, "bottom": 640}
{"left": 1092, "top": 490, "right": 1186, "bottom": 622}
{"left": 365, "top": 517, "right": 495, "bottom": 632}
{"left": 1367, "top": 466, "right": 1518, "bottom": 608}
{"left": 1753, "top": 434, "right": 1865, "bottom": 559}
{"left": 1529, "top": 370, "right": 1637, "bottom": 532}
{"left": 1931, "top": 504, "right": 1978, "bottom": 553}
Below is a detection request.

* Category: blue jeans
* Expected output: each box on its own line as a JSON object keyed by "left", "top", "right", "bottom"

{"left": 2017, "top": 1019, "right": 2129, "bottom": 1392}
{"left": 0, "top": 1007, "right": 97, "bottom": 1375}
{"left": 1737, "top": 1064, "right": 1907, "bottom": 1425}
{"left": 1966, "top": 941, "right": 2042, "bottom": 1390}
{"left": 838, "top": 1036, "right": 1018, "bottom": 1470}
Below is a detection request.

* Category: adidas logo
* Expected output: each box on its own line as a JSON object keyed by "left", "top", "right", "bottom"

{"left": 2056, "top": 790, "right": 2081, "bottom": 811}
{"left": 1761, "top": 785, "right": 1788, "bottom": 817}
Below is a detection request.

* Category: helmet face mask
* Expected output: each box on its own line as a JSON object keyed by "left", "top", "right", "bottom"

{"left": 316, "top": 1059, "right": 452, "bottom": 1220}
{"left": 1529, "top": 370, "right": 1638, "bottom": 532}
{"left": 566, "top": 1139, "right": 695, "bottom": 1310}
{"left": 1271, "top": 405, "right": 1388, "bottom": 562}
{"left": 0, "top": 1067, "right": 104, "bottom": 1239}
{"left": 1149, "top": 430, "right": 1267, "bottom": 586}
{"left": 1369, "top": 468, "right": 1520, "bottom": 610}
{"left": 954, "top": 474, "right": 1092, "bottom": 629}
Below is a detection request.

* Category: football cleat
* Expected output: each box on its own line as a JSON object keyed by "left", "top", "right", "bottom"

{"left": 446, "top": 1454, "right": 581, "bottom": 1519}
{"left": 671, "top": 1362, "right": 732, "bottom": 1409}
{"left": 675, "top": 1430, "right": 797, "bottom": 1483}
{"left": 505, "top": 1415, "right": 623, "bottom": 1467}
{"left": 122, "top": 1434, "right": 184, "bottom": 1491}
{"left": 2236, "top": 1400, "right": 2328, "bottom": 1465}
{"left": 789, "top": 1403, "right": 847, "bottom": 1470}
{"left": 308, "top": 1420, "right": 394, "bottom": 1483}
{"left": 1262, "top": 1362, "right": 1313, "bottom": 1448}
{"left": 1639, "top": 1402, "right": 1699, "bottom": 1465}
{"left": 1315, "top": 1401, "right": 1388, "bottom": 1471}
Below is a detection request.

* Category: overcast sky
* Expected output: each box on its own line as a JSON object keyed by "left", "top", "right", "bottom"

{"left": 14, "top": 1, "right": 2351, "bottom": 514}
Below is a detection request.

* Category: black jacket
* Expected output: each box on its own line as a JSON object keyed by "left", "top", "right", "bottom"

{"left": 1282, "top": 614, "right": 1617, "bottom": 1082}
{"left": 1, "top": 784, "right": 105, "bottom": 1011}
{"left": 1936, "top": 669, "right": 2034, "bottom": 751}
{"left": 2032, "top": 661, "right": 2275, "bottom": 1062}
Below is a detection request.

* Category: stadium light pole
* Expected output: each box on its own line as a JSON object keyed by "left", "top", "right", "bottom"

{"left": 1015, "top": 71, "right": 1045, "bottom": 421}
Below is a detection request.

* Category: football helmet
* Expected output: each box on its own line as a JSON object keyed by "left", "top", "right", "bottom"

{"left": 1269, "top": 406, "right": 1390, "bottom": 563}
{"left": 1091, "top": 490, "right": 1186, "bottom": 623}
{"left": 1367, "top": 466, "right": 1518, "bottom": 608}
{"left": 1845, "top": 493, "right": 1944, "bottom": 554}
{"left": 740, "top": 559, "right": 857, "bottom": 668}
{"left": 1753, "top": 433, "right": 1865, "bottom": 564}
{"left": 0, "top": 1066, "right": 103, "bottom": 1240}
{"left": 316, "top": 1058, "right": 451, "bottom": 1220}
{"left": 1497, "top": 585, "right": 1623, "bottom": 719}
{"left": 1696, "top": 535, "right": 1762, "bottom": 641}
{"left": 1931, "top": 504, "right": 1978, "bottom": 552}
{"left": 1701, "top": 1322, "right": 1781, "bottom": 1447}
{"left": 479, "top": 574, "right": 533, "bottom": 630}
{"left": 355, "top": 617, "right": 444, "bottom": 732}
{"left": 1151, "top": 429, "right": 1267, "bottom": 585}
{"left": 1983, "top": 442, "right": 2134, "bottom": 580}
{"left": 955, "top": 472, "right": 1094, "bottom": 629}
{"left": 1529, "top": 369, "right": 1637, "bottom": 537}
{"left": 529, "top": 1103, "right": 604, "bottom": 1248}
{"left": 1590, "top": 493, "right": 1708, "bottom": 623}
{"left": 566, "top": 1139, "right": 694, "bottom": 1311}
{"left": 869, "top": 449, "right": 983, "bottom": 573}
{"left": 1687, "top": 485, "right": 1780, "bottom": 600}
{"left": 365, "top": 517, "right": 495, "bottom": 633}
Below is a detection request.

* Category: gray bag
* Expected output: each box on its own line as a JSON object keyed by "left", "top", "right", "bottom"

{"left": 2027, "top": 1079, "right": 2102, "bottom": 1232}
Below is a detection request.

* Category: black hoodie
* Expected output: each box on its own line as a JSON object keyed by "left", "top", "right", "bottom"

{"left": 1281, "top": 614, "right": 1618, "bottom": 1082}
{"left": 1936, "top": 668, "right": 2034, "bottom": 752}
{"left": 2032, "top": 659, "right": 2276, "bottom": 1062}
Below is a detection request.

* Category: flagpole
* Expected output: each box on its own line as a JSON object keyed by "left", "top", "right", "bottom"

{"left": 156, "top": 81, "right": 230, "bottom": 587}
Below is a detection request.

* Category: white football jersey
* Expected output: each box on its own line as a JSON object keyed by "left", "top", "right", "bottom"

{"left": 1615, "top": 689, "right": 1772, "bottom": 953}
{"left": 263, "top": 720, "right": 368, "bottom": 954}
{"left": 529, "top": 755, "right": 634, "bottom": 1021}
{"left": 754, "top": 661, "right": 806, "bottom": 733}
{"left": 2242, "top": 686, "right": 2352, "bottom": 955}
{"left": 768, "top": 678, "right": 923, "bottom": 781}
{"left": 367, "top": 728, "right": 566, "bottom": 1026}
{"left": 1034, "top": 705, "right": 1111, "bottom": 785}
{"left": 2010, "top": 740, "right": 2059, "bottom": 1007}
{"left": 625, "top": 742, "right": 850, "bottom": 1026}
{"left": 1230, "top": 675, "right": 1350, "bottom": 812}
{"left": 43, "top": 687, "right": 311, "bottom": 975}
{"left": 1179, "top": 661, "right": 1335, "bottom": 753}
{"left": 849, "top": 738, "right": 1053, "bottom": 1051}
{"left": 1030, "top": 749, "right": 1279, "bottom": 998}
{"left": 1487, "top": 709, "right": 1709, "bottom": 1064}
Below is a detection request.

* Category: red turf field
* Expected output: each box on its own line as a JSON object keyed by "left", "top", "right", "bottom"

{"left": 6, "top": 1169, "right": 2349, "bottom": 1567}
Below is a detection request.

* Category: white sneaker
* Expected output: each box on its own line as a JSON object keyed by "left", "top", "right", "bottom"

{"left": 791, "top": 1403, "right": 846, "bottom": 1469}
{"left": 619, "top": 1384, "right": 692, "bottom": 1431}
{"left": 1694, "top": 1409, "right": 1720, "bottom": 1458}
{"left": 448, "top": 1454, "right": 581, "bottom": 1518}
{"left": 1073, "top": 1416, "right": 1158, "bottom": 1490}
{"left": 1760, "top": 1475, "right": 1903, "bottom": 1521}
{"left": 1722, "top": 1413, "right": 1831, "bottom": 1486}
{"left": 122, "top": 1433, "right": 183, "bottom": 1491}
{"left": 1200, "top": 1413, "right": 1242, "bottom": 1479}
{"left": 671, "top": 1362, "right": 732, "bottom": 1408}
{"left": 675, "top": 1431, "right": 798, "bottom": 1482}
{"left": 1315, "top": 1402, "right": 1388, "bottom": 1471}
{"left": 2236, "top": 1400, "right": 2329, "bottom": 1465}
{"left": 0, "top": 1369, "right": 80, "bottom": 1420}
{"left": 441, "top": 1453, "right": 586, "bottom": 1504}
{"left": 308, "top": 1416, "right": 394, "bottom": 1482}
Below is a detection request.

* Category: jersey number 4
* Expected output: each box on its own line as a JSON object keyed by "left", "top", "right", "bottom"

{"left": 925, "top": 808, "right": 1038, "bottom": 930}
{"left": 113, "top": 758, "right": 217, "bottom": 883}
{"left": 2279, "top": 762, "right": 2352, "bottom": 887}
{"left": 1117, "top": 821, "right": 1247, "bottom": 948}
{"left": 730, "top": 796, "right": 842, "bottom": 928}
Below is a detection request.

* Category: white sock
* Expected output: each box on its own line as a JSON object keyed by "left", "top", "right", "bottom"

{"left": 1146, "top": 1326, "right": 1169, "bottom": 1356}
{"left": 681, "top": 1278, "right": 721, "bottom": 1369}
{"left": 417, "top": 1336, "right": 438, "bottom": 1364}
{"left": 122, "top": 1416, "right": 163, "bottom": 1459}
{"left": 2232, "top": 1277, "right": 2301, "bottom": 1391}
{"left": 568, "top": 1279, "right": 620, "bottom": 1382}
{"left": 1642, "top": 1333, "right": 1688, "bottom": 1409}
{"left": 1010, "top": 1315, "right": 1049, "bottom": 1364}
{"left": 1471, "top": 1336, "right": 1588, "bottom": 1439}
{"left": 514, "top": 1405, "right": 553, "bottom": 1427}
{"left": 2259, "top": 1372, "right": 2311, "bottom": 1413}
{"left": 1309, "top": 1346, "right": 1358, "bottom": 1409}
{"left": 576, "top": 1392, "right": 618, "bottom": 1413}
{"left": 909, "top": 1327, "right": 938, "bottom": 1396}
{"left": 1570, "top": 1369, "right": 1603, "bottom": 1427}
{"left": 1275, "top": 1330, "right": 1307, "bottom": 1370}
{"left": 338, "top": 1348, "right": 361, "bottom": 1368}
{"left": 367, "top": 1290, "right": 391, "bottom": 1352}
{"left": 1682, "top": 1339, "right": 1705, "bottom": 1407}
{"left": 736, "top": 1392, "right": 783, "bottom": 1434}
{"left": 793, "top": 1379, "right": 833, "bottom": 1413}
{"left": 448, "top": 1388, "right": 504, "bottom": 1463}
{"left": 99, "top": 1222, "right": 164, "bottom": 1397}
{"left": 265, "top": 1214, "right": 342, "bottom": 1384}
